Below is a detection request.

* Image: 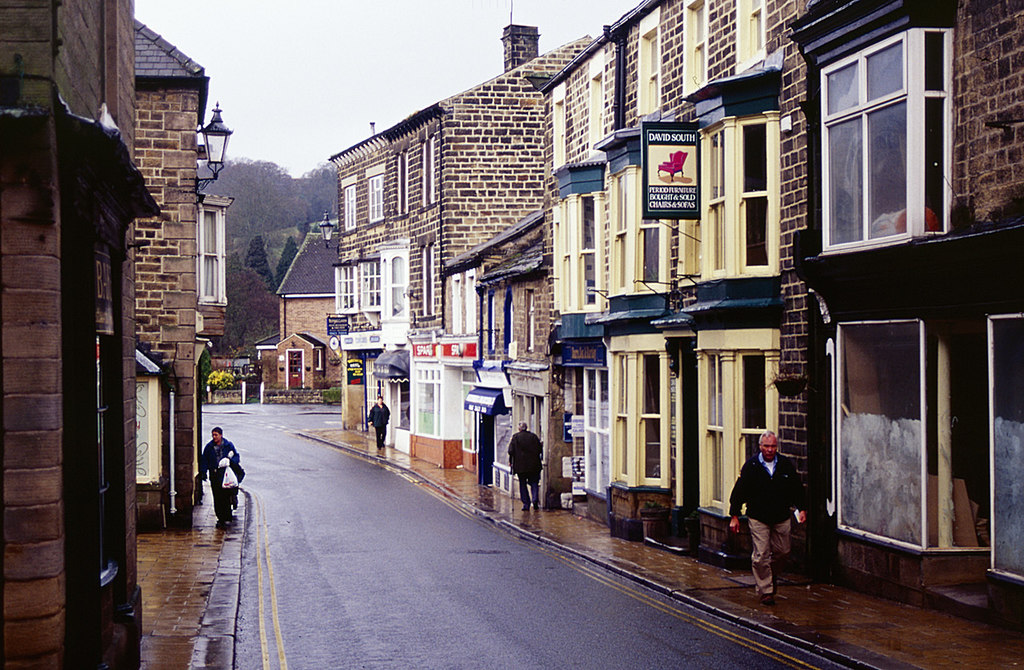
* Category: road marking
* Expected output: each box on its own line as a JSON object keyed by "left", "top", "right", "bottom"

{"left": 254, "top": 493, "right": 289, "bottom": 670}
{"left": 309, "top": 439, "right": 811, "bottom": 667}
{"left": 533, "top": 543, "right": 818, "bottom": 669}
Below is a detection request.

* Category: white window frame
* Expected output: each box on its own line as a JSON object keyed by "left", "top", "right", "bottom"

{"left": 422, "top": 135, "right": 436, "bottom": 206}
{"left": 398, "top": 150, "right": 409, "bottom": 215}
{"left": 684, "top": 0, "right": 708, "bottom": 94}
{"left": 382, "top": 249, "right": 409, "bottom": 321}
{"left": 821, "top": 29, "right": 952, "bottom": 252}
{"left": 736, "top": 0, "right": 767, "bottom": 71}
{"left": 369, "top": 174, "right": 384, "bottom": 223}
{"left": 588, "top": 57, "right": 605, "bottom": 153}
{"left": 464, "top": 269, "right": 477, "bottom": 334}
{"left": 452, "top": 274, "right": 464, "bottom": 334}
{"left": 416, "top": 365, "right": 442, "bottom": 437}
{"left": 336, "top": 265, "right": 357, "bottom": 313}
{"left": 360, "top": 260, "right": 381, "bottom": 312}
{"left": 553, "top": 83, "right": 567, "bottom": 169}
{"left": 197, "top": 200, "right": 227, "bottom": 304}
{"left": 422, "top": 243, "right": 435, "bottom": 317}
{"left": 344, "top": 182, "right": 357, "bottom": 231}
{"left": 584, "top": 367, "right": 611, "bottom": 493}
{"left": 526, "top": 289, "right": 536, "bottom": 353}
{"left": 638, "top": 9, "right": 662, "bottom": 116}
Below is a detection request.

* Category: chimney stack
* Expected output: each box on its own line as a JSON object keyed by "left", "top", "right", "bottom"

{"left": 502, "top": 25, "right": 539, "bottom": 72}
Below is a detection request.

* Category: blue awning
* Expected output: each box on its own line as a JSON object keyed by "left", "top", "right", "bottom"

{"left": 464, "top": 387, "right": 509, "bottom": 415}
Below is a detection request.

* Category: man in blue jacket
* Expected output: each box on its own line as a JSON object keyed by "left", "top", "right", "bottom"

{"left": 729, "top": 430, "right": 806, "bottom": 606}
{"left": 367, "top": 395, "right": 390, "bottom": 451}
{"left": 201, "top": 427, "right": 241, "bottom": 528}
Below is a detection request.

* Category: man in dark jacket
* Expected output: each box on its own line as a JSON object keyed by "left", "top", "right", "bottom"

{"left": 728, "top": 430, "right": 806, "bottom": 606}
{"left": 508, "top": 423, "right": 543, "bottom": 511}
{"left": 201, "top": 427, "right": 242, "bottom": 528}
{"left": 367, "top": 394, "right": 390, "bottom": 450}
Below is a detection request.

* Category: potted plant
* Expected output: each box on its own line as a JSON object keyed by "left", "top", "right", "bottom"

{"left": 772, "top": 372, "right": 807, "bottom": 397}
{"left": 639, "top": 501, "right": 670, "bottom": 540}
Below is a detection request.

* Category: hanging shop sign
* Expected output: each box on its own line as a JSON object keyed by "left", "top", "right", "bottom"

{"left": 642, "top": 122, "right": 700, "bottom": 219}
{"left": 327, "top": 315, "right": 349, "bottom": 336}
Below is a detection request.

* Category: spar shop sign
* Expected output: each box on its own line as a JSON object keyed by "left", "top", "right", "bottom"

{"left": 642, "top": 122, "right": 700, "bottom": 219}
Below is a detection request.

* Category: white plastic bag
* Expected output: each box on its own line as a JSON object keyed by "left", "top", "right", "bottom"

{"left": 222, "top": 465, "right": 239, "bottom": 489}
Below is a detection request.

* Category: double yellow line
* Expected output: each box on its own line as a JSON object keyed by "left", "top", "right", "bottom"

{"left": 253, "top": 492, "right": 288, "bottom": 670}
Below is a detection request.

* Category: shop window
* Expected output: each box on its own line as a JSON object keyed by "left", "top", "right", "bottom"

{"left": 416, "top": 367, "right": 441, "bottom": 437}
{"left": 641, "top": 354, "right": 662, "bottom": 479}
{"left": 822, "top": 30, "right": 950, "bottom": 250}
{"left": 612, "top": 347, "right": 669, "bottom": 487}
{"left": 838, "top": 320, "right": 990, "bottom": 550}
{"left": 991, "top": 316, "right": 1024, "bottom": 577}
{"left": 584, "top": 367, "right": 611, "bottom": 493}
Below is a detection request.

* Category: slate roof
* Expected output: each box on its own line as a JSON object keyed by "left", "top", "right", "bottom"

{"left": 445, "top": 209, "right": 544, "bottom": 274}
{"left": 134, "top": 20, "right": 208, "bottom": 118}
{"left": 277, "top": 230, "right": 338, "bottom": 296}
{"left": 135, "top": 20, "right": 206, "bottom": 79}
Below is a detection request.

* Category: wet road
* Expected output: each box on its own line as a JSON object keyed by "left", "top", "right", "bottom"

{"left": 210, "top": 405, "right": 839, "bottom": 669}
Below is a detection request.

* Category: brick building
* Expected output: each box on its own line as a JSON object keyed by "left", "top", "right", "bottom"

{"left": 327, "top": 25, "right": 588, "bottom": 464}
{"left": 134, "top": 21, "right": 233, "bottom": 529}
{"left": 0, "top": 1, "right": 159, "bottom": 666}
{"left": 274, "top": 230, "right": 343, "bottom": 390}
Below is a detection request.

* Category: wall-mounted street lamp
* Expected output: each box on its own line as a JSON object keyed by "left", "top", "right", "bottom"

{"left": 319, "top": 211, "right": 335, "bottom": 248}
{"left": 195, "top": 103, "right": 233, "bottom": 193}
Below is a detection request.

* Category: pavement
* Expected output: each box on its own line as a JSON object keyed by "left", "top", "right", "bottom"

{"left": 138, "top": 426, "right": 1024, "bottom": 669}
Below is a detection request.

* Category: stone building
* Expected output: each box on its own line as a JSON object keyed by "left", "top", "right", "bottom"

{"left": 0, "top": 1, "right": 158, "bottom": 666}
{"left": 133, "top": 21, "right": 232, "bottom": 529}
{"left": 540, "top": 0, "right": 813, "bottom": 562}
{"left": 792, "top": 0, "right": 1024, "bottom": 625}
{"left": 444, "top": 210, "right": 571, "bottom": 504}
{"left": 327, "top": 25, "right": 588, "bottom": 464}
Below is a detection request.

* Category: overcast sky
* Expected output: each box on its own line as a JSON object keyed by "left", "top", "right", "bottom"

{"left": 134, "top": 0, "right": 641, "bottom": 177}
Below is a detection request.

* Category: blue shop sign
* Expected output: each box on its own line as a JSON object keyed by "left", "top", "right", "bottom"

{"left": 562, "top": 341, "right": 606, "bottom": 367}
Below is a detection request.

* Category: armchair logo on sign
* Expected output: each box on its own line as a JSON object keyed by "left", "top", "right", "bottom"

{"left": 642, "top": 122, "right": 700, "bottom": 219}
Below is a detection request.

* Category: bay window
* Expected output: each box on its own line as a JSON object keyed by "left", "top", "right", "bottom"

{"left": 701, "top": 116, "right": 780, "bottom": 279}
{"left": 336, "top": 265, "right": 357, "bottom": 313}
{"left": 361, "top": 261, "right": 380, "bottom": 312}
{"left": 822, "top": 30, "right": 950, "bottom": 250}
{"left": 699, "top": 331, "right": 779, "bottom": 511}
{"left": 611, "top": 343, "right": 670, "bottom": 487}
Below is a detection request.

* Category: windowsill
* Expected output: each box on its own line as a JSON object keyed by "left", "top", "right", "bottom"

{"left": 198, "top": 298, "right": 227, "bottom": 306}
{"left": 837, "top": 526, "right": 991, "bottom": 555}
{"left": 819, "top": 230, "right": 947, "bottom": 256}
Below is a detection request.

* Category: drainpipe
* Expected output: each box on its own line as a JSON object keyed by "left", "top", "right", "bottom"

{"left": 169, "top": 388, "right": 177, "bottom": 515}
{"left": 606, "top": 25, "right": 627, "bottom": 131}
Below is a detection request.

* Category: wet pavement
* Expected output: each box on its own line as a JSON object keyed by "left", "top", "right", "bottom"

{"left": 138, "top": 427, "right": 1023, "bottom": 669}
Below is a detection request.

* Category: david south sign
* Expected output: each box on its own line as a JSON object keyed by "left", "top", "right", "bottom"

{"left": 642, "top": 122, "right": 700, "bottom": 219}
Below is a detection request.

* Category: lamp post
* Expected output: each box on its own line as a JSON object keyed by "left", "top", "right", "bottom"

{"left": 196, "top": 103, "right": 233, "bottom": 193}
{"left": 319, "top": 211, "right": 335, "bottom": 248}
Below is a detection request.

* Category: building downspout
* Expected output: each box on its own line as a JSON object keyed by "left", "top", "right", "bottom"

{"left": 606, "top": 25, "right": 627, "bottom": 131}
{"left": 169, "top": 387, "right": 177, "bottom": 515}
{"left": 437, "top": 116, "right": 446, "bottom": 330}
